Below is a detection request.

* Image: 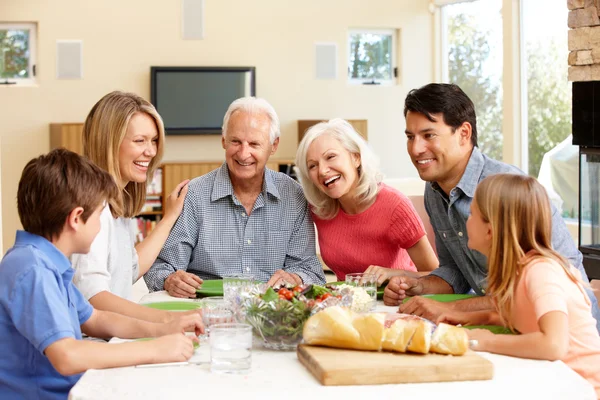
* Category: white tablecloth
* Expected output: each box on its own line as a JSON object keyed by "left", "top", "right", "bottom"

{"left": 69, "top": 291, "right": 597, "bottom": 400}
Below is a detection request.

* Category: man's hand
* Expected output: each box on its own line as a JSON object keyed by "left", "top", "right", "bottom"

{"left": 436, "top": 310, "right": 473, "bottom": 326}
{"left": 267, "top": 270, "right": 302, "bottom": 287}
{"left": 383, "top": 276, "right": 423, "bottom": 306}
{"left": 399, "top": 296, "right": 452, "bottom": 321}
{"left": 364, "top": 265, "right": 408, "bottom": 287}
{"left": 157, "top": 313, "right": 205, "bottom": 337}
{"left": 164, "top": 270, "right": 203, "bottom": 298}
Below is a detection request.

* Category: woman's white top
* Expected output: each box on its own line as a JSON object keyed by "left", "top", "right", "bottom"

{"left": 72, "top": 205, "right": 140, "bottom": 301}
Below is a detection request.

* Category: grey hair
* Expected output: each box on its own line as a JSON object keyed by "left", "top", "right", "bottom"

{"left": 221, "top": 97, "right": 280, "bottom": 144}
{"left": 295, "top": 118, "right": 382, "bottom": 219}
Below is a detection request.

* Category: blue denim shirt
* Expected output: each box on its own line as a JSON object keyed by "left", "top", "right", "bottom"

{"left": 425, "top": 147, "right": 600, "bottom": 330}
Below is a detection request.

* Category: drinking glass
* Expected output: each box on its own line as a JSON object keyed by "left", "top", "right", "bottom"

{"left": 345, "top": 272, "right": 377, "bottom": 312}
{"left": 201, "top": 297, "right": 234, "bottom": 336}
{"left": 223, "top": 273, "right": 255, "bottom": 312}
{"left": 209, "top": 323, "right": 252, "bottom": 374}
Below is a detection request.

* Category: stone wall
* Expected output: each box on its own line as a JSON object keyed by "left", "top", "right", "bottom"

{"left": 568, "top": 0, "right": 600, "bottom": 80}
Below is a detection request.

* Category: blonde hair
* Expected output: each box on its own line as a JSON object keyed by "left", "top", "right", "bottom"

{"left": 474, "top": 174, "right": 580, "bottom": 332}
{"left": 82, "top": 91, "right": 165, "bottom": 218}
{"left": 295, "top": 118, "right": 382, "bottom": 219}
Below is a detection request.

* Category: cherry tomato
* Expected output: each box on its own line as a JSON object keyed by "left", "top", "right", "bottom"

{"left": 321, "top": 293, "right": 332, "bottom": 301}
{"left": 292, "top": 286, "right": 303, "bottom": 293}
{"left": 279, "top": 288, "right": 293, "bottom": 300}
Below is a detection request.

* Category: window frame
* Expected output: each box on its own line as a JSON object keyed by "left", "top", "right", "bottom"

{"left": 347, "top": 28, "right": 397, "bottom": 86}
{"left": 435, "top": 0, "right": 525, "bottom": 169}
{"left": 0, "top": 22, "right": 37, "bottom": 86}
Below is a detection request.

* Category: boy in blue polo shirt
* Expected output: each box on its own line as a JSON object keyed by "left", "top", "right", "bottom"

{"left": 0, "top": 149, "right": 203, "bottom": 400}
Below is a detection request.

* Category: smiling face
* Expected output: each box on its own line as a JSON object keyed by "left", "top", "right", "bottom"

{"left": 222, "top": 111, "right": 279, "bottom": 188}
{"left": 118, "top": 112, "right": 158, "bottom": 187}
{"left": 405, "top": 111, "right": 473, "bottom": 194}
{"left": 466, "top": 200, "right": 492, "bottom": 257}
{"left": 306, "top": 133, "right": 361, "bottom": 204}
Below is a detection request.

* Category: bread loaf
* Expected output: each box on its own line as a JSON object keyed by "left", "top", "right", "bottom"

{"left": 303, "top": 306, "right": 468, "bottom": 356}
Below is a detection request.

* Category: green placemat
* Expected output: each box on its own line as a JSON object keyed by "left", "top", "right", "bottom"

{"left": 195, "top": 279, "right": 224, "bottom": 297}
{"left": 143, "top": 301, "right": 201, "bottom": 311}
{"left": 463, "top": 325, "right": 513, "bottom": 335}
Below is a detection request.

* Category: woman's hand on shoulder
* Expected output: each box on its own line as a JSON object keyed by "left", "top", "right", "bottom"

{"left": 163, "top": 179, "right": 190, "bottom": 223}
{"left": 364, "top": 265, "right": 410, "bottom": 287}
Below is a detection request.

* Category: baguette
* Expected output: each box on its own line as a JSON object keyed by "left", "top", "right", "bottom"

{"left": 303, "top": 306, "right": 468, "bottom": 356}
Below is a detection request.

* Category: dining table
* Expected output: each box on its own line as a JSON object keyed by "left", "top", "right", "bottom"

{"left": 68, "top": 290, "right": 597, "bottom": 400}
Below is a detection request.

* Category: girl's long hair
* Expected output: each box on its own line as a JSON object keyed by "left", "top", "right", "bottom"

{"left": 475, "top": 174, "right": 580, "bottom": 331}
{"left": 82, "top": 91, "right": 165, "bottom": 218}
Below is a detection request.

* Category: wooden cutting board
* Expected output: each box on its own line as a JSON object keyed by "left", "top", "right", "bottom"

{"left": 297, "top": 344, "right": 494, "bottom": 386}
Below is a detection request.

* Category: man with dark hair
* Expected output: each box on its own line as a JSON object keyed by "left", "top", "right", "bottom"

{"left": 0, "top": 149, "right": 203, "bottom": 399}
{"left": 384, "top": 83, "right": 600, "bottom": 332}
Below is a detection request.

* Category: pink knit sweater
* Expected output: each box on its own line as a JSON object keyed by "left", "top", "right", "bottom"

{"left": 312, "top": 184, "right": 425, "bottom": 281}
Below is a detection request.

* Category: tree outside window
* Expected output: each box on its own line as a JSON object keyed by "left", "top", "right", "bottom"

{"left": 348, "top": 29, "right": 395, "bottom": 84}
{"left": 0, "top": 23, "right": 36, "bottom": 84}
{"left": 444, "top": 0, "right": 503, "bottom": 161}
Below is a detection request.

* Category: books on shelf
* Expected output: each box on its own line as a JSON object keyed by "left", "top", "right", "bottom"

{"left": 132, "top": 216, "right": 161, "bottom": 243}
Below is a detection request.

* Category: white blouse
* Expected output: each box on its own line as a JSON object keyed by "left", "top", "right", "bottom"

{"left": 72, "top": 205, "right": 140, "bottom": 301}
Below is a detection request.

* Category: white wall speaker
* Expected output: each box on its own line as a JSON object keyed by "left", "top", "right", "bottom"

{"left": 182, "top": 0, "right": 205, "bottom": 40}
{"left": 315, "top": 43, "right": 337, "bottom": 80}
{"left": 56, "top": 40, "right": 83, "bottom": 79}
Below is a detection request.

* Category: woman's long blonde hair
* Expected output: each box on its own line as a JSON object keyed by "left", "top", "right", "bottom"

{"left": 475, "top": 174, "right": 580, "bottom": 331}
{"left": 82, "top": 91, "right": 165, "bottom": 218}
{"left": 294, "top": 118, "right": 382, "bottom": 219}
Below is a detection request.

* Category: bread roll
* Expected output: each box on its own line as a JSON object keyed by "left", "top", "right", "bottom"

{"left": 303, "top": 306, "right": 385, "bottom": 351}
{"left": 430, "top": 323, "right": 469, "bottom": 356}
{"left": 303, "top": 306, "right": 468, "bottom": 356}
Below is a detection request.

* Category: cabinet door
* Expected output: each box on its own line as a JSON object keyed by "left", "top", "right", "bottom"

{"left": 162, "top": 163, "right": 221, "bottom": 197}
{"left": 50, "top": 123, "right": 84, "bottom": 154}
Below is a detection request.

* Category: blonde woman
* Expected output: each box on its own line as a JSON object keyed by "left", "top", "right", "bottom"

{"left": 439, "top": 174, "right": 600, "bottom": 397}
{"left": 72, "top": 91, "right": 196, "bottom": 324}
{"left": 295, "top": 118, "right": 438, "bottom": 285}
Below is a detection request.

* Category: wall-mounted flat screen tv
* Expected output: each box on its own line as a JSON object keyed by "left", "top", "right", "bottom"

{"left": 150, "top": 66, "right": 256, "bottom": 135}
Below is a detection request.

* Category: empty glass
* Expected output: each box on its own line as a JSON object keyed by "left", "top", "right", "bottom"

{"left": 209, "top": 323, "right": 252, "bottom": 374}
{"left": 345, "top": 272, "right": 377, "bottom": 312}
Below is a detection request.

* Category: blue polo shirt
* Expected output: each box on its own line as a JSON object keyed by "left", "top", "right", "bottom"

{"left": 0, "top": 231, "right": 94, "bottom": 400}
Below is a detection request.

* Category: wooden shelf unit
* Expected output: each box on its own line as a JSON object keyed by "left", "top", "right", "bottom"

{"left": 297, "top": 119, "right": 368, "bottom": 144}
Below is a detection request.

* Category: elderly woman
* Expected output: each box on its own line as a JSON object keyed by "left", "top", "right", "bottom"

{"left": 295, "top": 118, "right": 438, "bottom": 285}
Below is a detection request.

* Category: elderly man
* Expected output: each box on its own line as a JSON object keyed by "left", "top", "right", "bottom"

{"left": 145, "top": 97, "right": 325, "bottom": 297}
{"left": 383, "top": 83, "right": 600, "bottom": 332}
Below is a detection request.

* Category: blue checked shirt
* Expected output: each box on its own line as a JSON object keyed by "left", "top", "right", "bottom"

{"left": 425, "top": 147, "right": 600, "bottom": 330}
{"left": 145, "top": 163, "right": 325, "bottom": 291}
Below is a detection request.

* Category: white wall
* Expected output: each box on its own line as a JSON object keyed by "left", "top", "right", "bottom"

{"left": 0, "top": 0, "right": 434, "bottom": 251}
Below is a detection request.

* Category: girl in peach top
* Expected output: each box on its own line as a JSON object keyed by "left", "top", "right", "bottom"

{"left": 440, "top": 174, "right": 600, "bottom": 398}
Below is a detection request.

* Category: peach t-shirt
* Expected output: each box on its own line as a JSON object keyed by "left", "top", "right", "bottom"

{"left": 512, "top": 256, "right": 600, "bottom": 397}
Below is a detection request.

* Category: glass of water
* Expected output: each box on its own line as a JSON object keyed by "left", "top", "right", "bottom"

{"left": 209, "top": 323, "right": 252, "bottom": 374}
{"left": 201, "top": 297, "right": 234, "bottom": 337}
{"left": 223, "top": 273, "right": 254, "bottom": 314}
{"left": 345, "top": 272, "right": 377, "bottom": 312}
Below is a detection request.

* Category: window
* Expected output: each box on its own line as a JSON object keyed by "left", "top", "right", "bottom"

{"left": 348, "top": 29, "right": 396, "bottom": 85}
{"left": 523, "top": 0, "right": 576, "bottom": 218}
{"left": 442, "top": 0, "right": 503, "bottom": 161}
{"left": 0, "top": 23, "right": 37, "bottom": 85}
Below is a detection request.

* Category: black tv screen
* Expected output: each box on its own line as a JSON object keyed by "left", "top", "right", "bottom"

{"left": 150, "top": 66, "right": 256, "bottom": 135}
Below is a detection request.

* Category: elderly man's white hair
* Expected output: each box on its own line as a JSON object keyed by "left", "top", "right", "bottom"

{"left": 221, "top": 97, "right": 280, "bottom": 144}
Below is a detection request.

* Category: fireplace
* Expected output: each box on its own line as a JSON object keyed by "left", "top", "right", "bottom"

{"left": 573, "top": 81, "right": 600, "bottom": 280}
